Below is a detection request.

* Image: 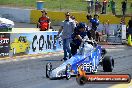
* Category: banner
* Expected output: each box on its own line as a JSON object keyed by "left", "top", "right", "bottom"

{"left": 10, "top": 32, "right": 63, "bottom": 56}
{"left": 98, "top": 24, "right": 122, "bottom": 43}
{"left": 0, "top": 33, "right": 10, "bottom": 57}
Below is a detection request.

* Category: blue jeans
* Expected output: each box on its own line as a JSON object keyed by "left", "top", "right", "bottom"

{"left": 63, "top": 38, "right": 71, "bottom": 59}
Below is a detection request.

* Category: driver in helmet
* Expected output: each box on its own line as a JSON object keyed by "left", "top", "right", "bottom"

{"left": 70, "top": 22, "right": 91, "bottom": 56}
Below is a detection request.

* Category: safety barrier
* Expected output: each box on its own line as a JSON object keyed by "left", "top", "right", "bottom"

{"left": 0, "top": 24, "right": 128, "bottom": 58}
{"left": 0, "top": 30, "right": 63, "bottom": 57}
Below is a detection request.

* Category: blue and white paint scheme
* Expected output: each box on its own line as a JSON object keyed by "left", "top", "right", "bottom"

{"left": 48, "top": 40, "right": 103, "bottom": 79}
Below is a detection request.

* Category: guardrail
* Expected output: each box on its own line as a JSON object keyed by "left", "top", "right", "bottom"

{"left": 0, "top": 30, "right": 63, "bottom": 57}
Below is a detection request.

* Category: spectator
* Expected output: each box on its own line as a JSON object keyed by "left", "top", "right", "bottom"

{"left": 87, "top": 0, "right": 94, "bottom": 14}
{"left": 86, "top": 14, "right": 93, "bottom": 21}
{"left": 110, "top": 0, "right": 116, "bottom": 15}
{"left": 95, "top": 0, "right": 99, "bottom": 14}
{"left": 90, "top": 14, "right": 100, "bottom": 41}
{"left": 91, "top": 0, "right": 94, "bottom": 14}
{"left": 57, "top": 12, "right": 76, "bottom": 61}
{"left": 103, "top": 20, "right": 110, "bottom": 36}
{"left": 86, "top": 14, "right": 93, "bottom": 30}
{"left": 128, "top": 16, "right": 132, "bottom": 35}
{"left": 98, "top": 1, "right": 102, "bottom": 14}
{"left": 120, "top": 16, "right": 126, "bottom": 25}
{"left": 37, "top": 10, "right": 51, "bottom": 31}
{"left": 70, "top": 22, "right": 91, "bottom": 56}
{"left": 121, "top": 0, "right": 127, "bottom": 16}
{"left": 70, "top": 15, "right": 78, "bottom": 26}
{"left": 87, "top": 0, "right": 92, "bottom": 14}
{"left": 101, "top": 0, "right": 108, "bottom": 14}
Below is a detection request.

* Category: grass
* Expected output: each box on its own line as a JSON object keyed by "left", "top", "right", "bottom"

{"left": 0, "top": 0, "right": 131, "bottom": 15}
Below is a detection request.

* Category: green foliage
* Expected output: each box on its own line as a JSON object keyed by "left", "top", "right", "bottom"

{"left": 0, "top": 0, "right": 131, "bottom": 14}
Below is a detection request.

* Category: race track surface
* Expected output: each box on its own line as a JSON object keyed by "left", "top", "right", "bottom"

{"left": 0, "top": 45, "right": 132, "bottom": 88}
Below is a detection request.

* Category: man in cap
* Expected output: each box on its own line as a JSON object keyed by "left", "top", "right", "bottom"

{"left": 37, "top": 10, "right": 51, "bottom": 31}
{"left": 102, "top": 0, "right": 108, "bottom": 14}
{"left": 121, "top": 0, "right": 127, "bottom": 16}
{"left": 57, "top": 12, "right": 76, "bottom": 61}
{"left": 70, "top": 15, "right": 78, "bottom": 26}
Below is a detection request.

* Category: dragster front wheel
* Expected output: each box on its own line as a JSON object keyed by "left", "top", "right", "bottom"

{"left": 76, "top": 76, "right": 87, "bottom": 85}
{"left": 103, "top": 56, "right": 114, "bottom": 72}
{"left": 65, "top": 64, "right": 71, "bottom": 80}
{"left": 46, "top": 63, "right": 52, "bottom": 78}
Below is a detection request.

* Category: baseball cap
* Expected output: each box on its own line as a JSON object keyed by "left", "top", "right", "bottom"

{"left": 41, "top": 10, "right": 47, "bottom": 14}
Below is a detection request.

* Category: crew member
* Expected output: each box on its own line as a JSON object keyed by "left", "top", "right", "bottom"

{"left": 70, "top": 22, "right": 91, "bottom": 56}
{"left": 57, "top": 12, "right": 76, "bottom": 61}
{"left": 90, "top": 14, "right": 99, "bottom": 41}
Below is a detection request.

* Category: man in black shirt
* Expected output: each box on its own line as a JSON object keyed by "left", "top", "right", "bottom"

{"left": 70, "top": 22, "right": 91, "bottom": 56}
{"left": 122, "top": 0, "right": 127, "bottom": 16}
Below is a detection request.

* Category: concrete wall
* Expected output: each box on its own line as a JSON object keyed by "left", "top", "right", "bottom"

{"left": 0, "top": 7, "right": 31, "bottom": 23}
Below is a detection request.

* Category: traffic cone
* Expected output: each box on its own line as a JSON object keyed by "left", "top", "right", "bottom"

{"left": 128, "top": 34, "right": 132, "bottom": 46}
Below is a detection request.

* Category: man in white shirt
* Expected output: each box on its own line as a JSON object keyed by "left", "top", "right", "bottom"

{"left": 57, "top": 12, "right": 76, "bottom": 61}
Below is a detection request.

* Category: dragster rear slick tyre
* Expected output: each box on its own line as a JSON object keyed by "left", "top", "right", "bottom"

{"left": 103, "top": 56, "right": 114, "bottom": 72}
